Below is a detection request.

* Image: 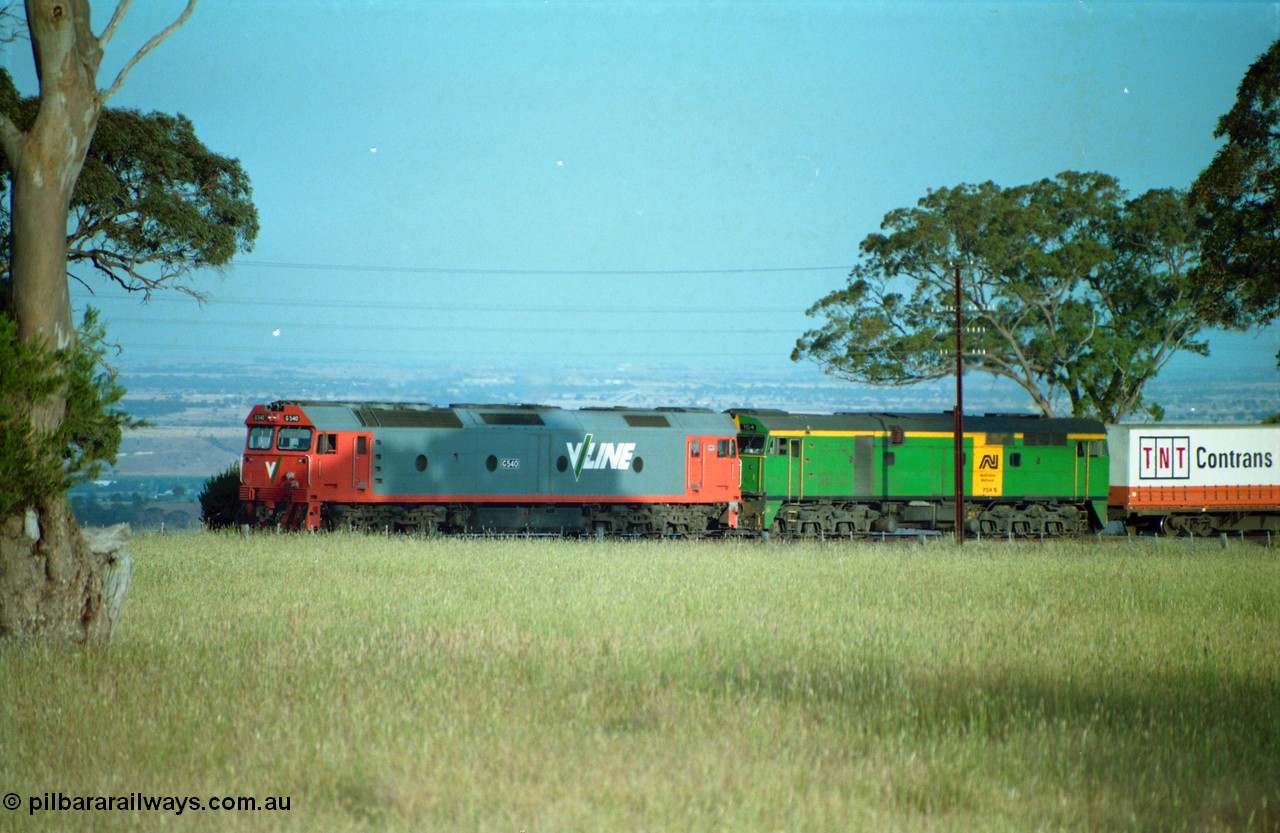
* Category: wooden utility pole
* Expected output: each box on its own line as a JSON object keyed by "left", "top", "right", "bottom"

{"left": 953, "top": 263, "right": 965, "bottom": 545}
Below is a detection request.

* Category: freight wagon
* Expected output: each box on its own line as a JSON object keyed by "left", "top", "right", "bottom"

{"left": 1107, "top": 424, "right": 1280, "bottom": 536}
{"left": 239, "top": 401, "right": 740, "bottom": 535}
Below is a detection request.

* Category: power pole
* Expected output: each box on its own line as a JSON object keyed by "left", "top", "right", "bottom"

{"left": 953, "top": 263, "right": 965, "bottom": 545}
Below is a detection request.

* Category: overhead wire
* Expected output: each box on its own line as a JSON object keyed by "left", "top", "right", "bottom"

{"left": 233, "top": 260, "right": 849, "bottom": 276}
{"left": 69, "top": 257, "right": 844, "bottom": 361}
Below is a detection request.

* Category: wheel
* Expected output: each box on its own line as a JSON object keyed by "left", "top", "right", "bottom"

{"left": 1187, "top": 515, "right": 1217, "bottom": 538}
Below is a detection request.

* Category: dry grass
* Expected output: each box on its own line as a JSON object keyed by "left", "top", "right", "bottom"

{"left": 1, "top": 533, "right": 1278, "bottom": 832}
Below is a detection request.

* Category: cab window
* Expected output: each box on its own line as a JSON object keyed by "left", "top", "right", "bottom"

{"left": 248, "top": 426, "right": 273, "bottom": 450}
{"left": 277, "top": 427, "right": 313, "bottom": 451}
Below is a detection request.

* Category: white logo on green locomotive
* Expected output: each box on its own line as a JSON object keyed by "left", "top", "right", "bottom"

{"left": 566, "top": 434, "right": 636, "bottom": 480}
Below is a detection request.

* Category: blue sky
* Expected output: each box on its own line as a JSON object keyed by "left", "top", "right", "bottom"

{"left": 4, "top": 1, "right": 1278, "bottom": 402}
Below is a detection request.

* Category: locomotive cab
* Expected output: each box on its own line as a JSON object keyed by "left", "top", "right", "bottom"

{"left": 240, "top": 402, "right": 336, "bottom": 530}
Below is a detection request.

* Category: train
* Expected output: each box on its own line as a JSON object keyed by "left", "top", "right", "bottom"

{"left": 237, "top": 400, "right": 1280, "bottom": 538}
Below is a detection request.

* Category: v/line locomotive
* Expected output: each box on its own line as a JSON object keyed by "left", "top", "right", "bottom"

{"left": 240, "top": 402, "right": 741, "bottom": 536}
{"left": 236, "top": 400, "right": 1280, "bottom": 537}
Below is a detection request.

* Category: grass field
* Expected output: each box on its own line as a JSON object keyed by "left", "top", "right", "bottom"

{"left": 2, "top": 533, "right": 1278, "bottom": 832}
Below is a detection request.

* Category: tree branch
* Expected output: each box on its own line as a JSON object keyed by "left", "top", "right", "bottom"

{"left": 97, "top": 0, "right": 132, "bottom": 49}
{"left": 0, "top": 111, "right": 22, "bottom": 171}
{"left": 0, "top": 2, "right": 26, "bottom": 44}
{"left": 99, "top": 0, "right": 196, "bottom": 103}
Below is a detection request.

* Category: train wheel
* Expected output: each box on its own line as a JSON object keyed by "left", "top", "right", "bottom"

{"left": 1186, "top": 515, "right": 1217, "bottom": 538}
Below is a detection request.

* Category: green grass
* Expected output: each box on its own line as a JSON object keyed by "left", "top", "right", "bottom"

{"left": 2, "top": 533, "right": 1278, "bottom": 832}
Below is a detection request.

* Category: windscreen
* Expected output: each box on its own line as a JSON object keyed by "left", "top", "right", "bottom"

{"left": 276, "top": 427, "right": 313, "bottom": 451}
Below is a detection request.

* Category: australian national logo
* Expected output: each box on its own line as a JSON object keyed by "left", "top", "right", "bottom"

{"left": 566, "top": 434, "right": 636, "bottom": 480}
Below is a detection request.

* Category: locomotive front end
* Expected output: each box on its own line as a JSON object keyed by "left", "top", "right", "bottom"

{"left": 240, "top": 402, "right": 319, "bottom": 529}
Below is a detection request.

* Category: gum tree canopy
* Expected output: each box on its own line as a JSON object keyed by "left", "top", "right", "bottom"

{"left": 1190, "top": 38, "right": 1280, "bottom": 342}
{"left": 1, "top": 68, "right": 259, "bottom": 300}
{"left": 792, "top": 172, "right": 1208, "bottom": 423}
{"left": 0, "top": 0, "right": 256, "bottom": 643}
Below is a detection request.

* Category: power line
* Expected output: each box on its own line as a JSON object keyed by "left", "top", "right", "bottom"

{"left": 76, "top": 295, "right": 789, "bottom": 315}
{"left": 88, "top": 315, "right": 801, "bottom": 337}
{"left": 117, "top": 341, "right": 792, "bottom": 360}
{"left": 234, "top": 260, "right": 850, "bottom": 277}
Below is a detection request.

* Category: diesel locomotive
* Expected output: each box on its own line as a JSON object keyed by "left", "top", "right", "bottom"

{"left": 733, "top": 410, "right": 1110, "bottom": 537}
{"left": 239, "top": 401, "right": 741, "bottom": 535}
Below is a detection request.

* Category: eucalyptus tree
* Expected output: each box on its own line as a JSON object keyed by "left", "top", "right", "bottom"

{"left": 793, "top": 172, "right": 1207, "bottom": 423}
{"left": 0, "top": 0, "right": 257, "bottom": 644}
{"left": 1, "top": 70, "right": 258, "bottom": 301}
{"left": 1190, "top": 37, "right": 1280, "bottom": 350}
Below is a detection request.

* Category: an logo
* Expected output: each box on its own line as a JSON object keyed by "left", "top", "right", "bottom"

{"left": 566, "top": 434, "right": 636, "bottom": 480}
{"left": 979, "top": 454, "right": 1000, "bottom": 470}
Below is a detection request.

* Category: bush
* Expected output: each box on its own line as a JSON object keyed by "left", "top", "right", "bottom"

{"left": 198, "top": 463, "right": 243, "bottom": 529}
{"left": 0, "top": 308, "right": 140, "bottom": 517}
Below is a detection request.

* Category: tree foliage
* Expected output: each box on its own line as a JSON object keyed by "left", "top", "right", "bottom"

{"left": 1190, "top": 38, "right": 1280, "bottom": 331}
{"left": 0, "top": 307, "right": 141, "bottom": 517}
{"left": 0, "top": 68, "right": 258, "bottom": 300}
{"left": 793, "top": 172, "right": 1207, "bottom": 422}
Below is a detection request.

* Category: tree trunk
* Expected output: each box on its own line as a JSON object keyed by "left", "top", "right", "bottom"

{"left": 0, "top": 0, "right": 109, "bottom": 642}
{"left": 0, "top": 496, "right": 126, "bottom": 643}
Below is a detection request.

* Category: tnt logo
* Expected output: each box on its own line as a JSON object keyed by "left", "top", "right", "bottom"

{"left": 1138, "top": 436, "right": 1190, "bottom": 480}
{"left": 978, "top": 454, "right": 1000, "bottom": 470}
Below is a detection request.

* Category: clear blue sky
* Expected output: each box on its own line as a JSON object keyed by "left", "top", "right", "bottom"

{"left": 4, "top": 1, "right": 1278, "bottom": 397}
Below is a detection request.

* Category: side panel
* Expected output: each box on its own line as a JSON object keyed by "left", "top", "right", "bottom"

{"left": 360, "top": 411, "right": 740, "bottom": 505}
{"left": 1111, "top": 425, "right": 1280, "bottom": 512}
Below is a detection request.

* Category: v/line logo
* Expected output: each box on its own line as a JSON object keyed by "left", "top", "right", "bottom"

{"left": 566, "top": 434, "right": 636, "bottom": 480}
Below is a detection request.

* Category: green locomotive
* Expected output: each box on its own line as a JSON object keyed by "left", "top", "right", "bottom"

{"left": 733, "top": 411, "right": 1109, "bottom": 537}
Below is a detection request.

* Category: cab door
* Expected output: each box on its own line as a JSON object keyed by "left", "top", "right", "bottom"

{"left": 687, "top": 438, "right": 705, "bottom": 492}
{"left": 787, "top": 438, "right": 804, "bottom": 500}
{"left": 353, "top": 433, "right": 373, "bottom": 491}
{"left": 1074, "top": 439, "right": 1094, "bottom": 500}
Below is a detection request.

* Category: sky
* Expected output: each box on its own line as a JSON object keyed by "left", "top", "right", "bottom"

{"left": 4, "top": 1, "right": 1279, "bottom": 406}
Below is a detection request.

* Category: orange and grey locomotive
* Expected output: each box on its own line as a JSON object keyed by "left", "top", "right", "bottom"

{"left": 239, "top": 401, "right": 740, "bottom": 535}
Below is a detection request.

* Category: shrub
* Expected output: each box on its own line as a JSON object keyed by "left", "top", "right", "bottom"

{"left": 0, "top": 308, "right": 140, "bottom": 517}
{"left": 198, "top": 462, "right": 243, "bottom": 529}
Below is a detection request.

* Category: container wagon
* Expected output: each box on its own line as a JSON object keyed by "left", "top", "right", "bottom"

{"left": 1107, "top": 424, "right": 1280, "bottom": 536}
